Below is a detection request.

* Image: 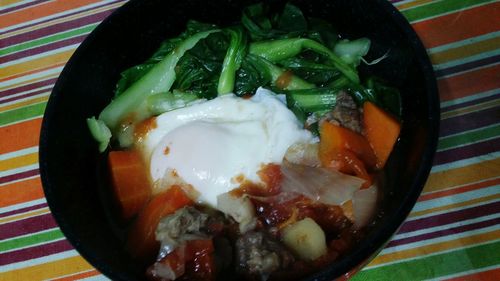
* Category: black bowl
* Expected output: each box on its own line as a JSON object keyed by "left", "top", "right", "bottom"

{"left": 39, "top": 0, "right": 439, "bottom": 280}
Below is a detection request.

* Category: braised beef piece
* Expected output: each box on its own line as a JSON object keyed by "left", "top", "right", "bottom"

{"left": 235, "top": 231, "right": 295, "bottom": 280}
{"left": 321, "top": 91, "right": 362, "bottom": 133}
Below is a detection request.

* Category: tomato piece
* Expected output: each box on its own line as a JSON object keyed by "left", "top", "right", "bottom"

{"left": 128, "top": 185, "right": 193, "bottom": 259}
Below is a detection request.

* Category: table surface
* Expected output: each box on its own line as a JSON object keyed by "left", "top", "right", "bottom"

{"left": 1, "top": 0, "right": 499, "bottom": 280}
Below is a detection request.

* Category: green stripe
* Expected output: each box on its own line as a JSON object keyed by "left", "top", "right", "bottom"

{"left": 0, "top": 24, "right": 97, "bottom": 57}
{"left": 401, "top": 0, "right": 495, "bottom": 22}
{"left": 352, "top": 240, "right": 500, "bottom": 281}
{"left": 0, "top": 102, "right": 46, "bottom": 126}
{"left": 438, "top": 124, "right": 500, "bottom": 150}
{"left": 0, "top": 228, "right": 64, "bottom": 252}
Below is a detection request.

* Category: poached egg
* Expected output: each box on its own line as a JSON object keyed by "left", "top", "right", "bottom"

{"left": 141, "top": 88, "right": 313, "bottom": 207}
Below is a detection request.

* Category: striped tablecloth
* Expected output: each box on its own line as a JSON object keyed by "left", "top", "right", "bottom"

{"left": 1, "top": 0, "right": 499, "bottom": 280}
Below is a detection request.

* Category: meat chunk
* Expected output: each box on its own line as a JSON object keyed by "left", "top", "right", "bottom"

{"left": 321, "top": 91, "right": 362, "bottom": 133}
{"left": 155, "top": 206, "right": 209, "bottom": 259}
{"left": 235, "top": 231, "right": 295, "bottom": 280}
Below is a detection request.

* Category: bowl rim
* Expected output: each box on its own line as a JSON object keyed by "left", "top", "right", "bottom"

{"left": 39, "top": 0, "right": 440, "bottom": 280}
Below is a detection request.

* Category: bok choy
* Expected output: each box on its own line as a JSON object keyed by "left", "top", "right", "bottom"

{"left": 88, "top": 2, "right": 400, "bottom": 151}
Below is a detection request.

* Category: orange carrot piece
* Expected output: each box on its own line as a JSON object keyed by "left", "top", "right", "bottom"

{"left": 127, "top": 185, "right": 193, "bottom": 259}
{"left": 319, "top": 122, "right": 377, "bottom": 170}
{"left": 108, "top": 150, "right": 151, "bottom": 220}
{"left": 363, "top": 102, "right": 401, "bottom": 169}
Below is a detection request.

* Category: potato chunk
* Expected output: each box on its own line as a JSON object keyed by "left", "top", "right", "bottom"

{"left": 281, "top": 217, "right": 327, "bottom": 261}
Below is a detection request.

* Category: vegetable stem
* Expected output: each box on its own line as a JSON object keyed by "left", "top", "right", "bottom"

{"left": 249, "top": 38, "right": 360, "bottom": 83}
{"left": 218, "top": 27, "right": 248, "bottom": 95}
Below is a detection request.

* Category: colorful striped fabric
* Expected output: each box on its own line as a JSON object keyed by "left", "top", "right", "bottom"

{"left": 0, "top": 0, "right": 498, "bottom": 280}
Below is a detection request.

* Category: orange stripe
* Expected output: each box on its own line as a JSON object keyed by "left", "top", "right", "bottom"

{"left": 444, "top": 267, "right": 500, "bottom": 281}
{"left": 438, "top": 64, "right": 500, "bottom": 102}
{"left": 0, "top": 50, "right": 73, "bottom": 81}
{"left": 369, "top": 230, "right": 500, "bottom": 266}
{"left": 50, "top": 269, "right": 101, "bottom": 281}
{"left": 425, "top": 158, "right": 500, "bottom": 193}
{"left": 397, "top": 0, "right": 434, "bottom": 10}
{"left": 0, "top": 177, "right": 44, "bottom": 208}
{"left": 0, "top": 118, "right": 42, "bottom": 154}
{"left": 0, "top": 62, "right": 65, "bottom": 83}
{"left": 410, "top": 193, "right": 500, "bottom": 218}
{"left": 419, "top": 178, "right": 500, "bottom": 201}
{"left": 0, "top": 0, "right": 101, "bottom": 29}
{"left": 412, "top": 3, "right": 500, "bottom": 49}
{"left": 0, "top": 255, "right": 94, "bottom": 280}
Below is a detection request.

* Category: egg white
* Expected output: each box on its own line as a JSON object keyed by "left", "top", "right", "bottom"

{"left": 141, "top": 88, "right": 313, "bottom": 207}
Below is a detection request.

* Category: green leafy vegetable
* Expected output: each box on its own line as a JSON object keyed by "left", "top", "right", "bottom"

{"left": 218, "top": 27, "right": 248, "bottom": 95}
{"left": 249, "top": 38, "right": 360, "bottom": 83}
{"left": 88, "top": 2, "right": 400, "bottom": 151}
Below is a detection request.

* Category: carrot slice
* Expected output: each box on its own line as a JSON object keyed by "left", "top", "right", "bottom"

{"left": 319, "top": 121, "right": 377, "bottom": 170}
{"left": 363, "top": 102, "right": 401, "bottom": 169}
{"left": 108, "top": 150, "right": 151, "bottom": 220}
{"left": 128, "top": 185, "right": 193, "bottom": 259}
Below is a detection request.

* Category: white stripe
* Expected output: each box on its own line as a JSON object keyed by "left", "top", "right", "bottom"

{"left": 2, "top": 237, "right": 65, "bottom": 256}
{"left": 420, "top": 175, "right": 500, "bottom": 196}
{"left": 0, "top": 84, "right": 53, "bottom": 102}
{"left": 393, "top": 212, "right": 500, "bottom": 242}
{"left": 80, "top": 275, "right": 110, "bottom": 281}
{"left": 428, "top": 31, "right": 500, "bottom": 54}
{"left": 0, "top": 22, "right": 96, "bottom": 54}
{"left": 0, "top": 174, "right": 39, "bottom": 187}
{"left": 380, "top": 224, "right": 500, "bottom": 257}
{"left": 0, "top": 227, "right": 57, "bottom": 244}
{"left": 437, "top": 61, "right": 500, "bottom": 79}
{"left": 393, "top": 0, "right": 425, "bottom": 8}
{"left": 0, "top": 43, "right": 78, "bottom": 68}
{"left": 378, "top": 224, "right": 500, "bottom": 258}
{"left": 437, "top": 130, "right": 500, "bottom": 152}
{"left": 0, "top": 115, "right": 43, "bottom": 128}
{"left": 430, "top": 152, "right": 500, "bottom": 173}
{"left": 0, "top": 207, "right": 50, "bottom": 226}
{"left": 409, "top": 1, "right": 497, "bottom": 24}
{"left": 411, "top": 184, "right": 500, "bottom": 213}
{"left": 0, "top": 146, "right": 38, "bottom": 161}
{"left": 0, "top": 0, "right": 43, "bottom": 12}
{"left": 1, "top": 91, "right": 50, "bottom": 107}
{"left": 0, "top": 198, "right": 46, "bottom": 214}
{"left": 440, "top": 89, "right": 500, "bottom": 108}
{"left": 0, "top": 91, "right": 50, "bottom": 108}
{"left": 366, "top": 238, "right": 499, "bottom": 270}
{"left": 0, "top": 0, "right": 119, "bottom": 33}
{"left": 0, "top": 163, "right": 38, "bottom": 177}
{"left": 425, "top": 264, "right": 500, "bottom": 281}
{"left": 0, "top": 66, "right": 62, "bottom": 90}
{"left": 410, "top": 197, "right": 500, "bottom": 221}
{"left": 433, "top": 49, "right": 500, "bottom": 71}
{"left": 1, "top": 0, "right": 50, "bottom": 16}
{"left": 0, "top": 249, "right": 79, "bottom": 272}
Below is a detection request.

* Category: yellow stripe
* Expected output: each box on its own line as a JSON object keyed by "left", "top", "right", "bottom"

{"left": 424, "top": 158, "right": 500, "bottom": 193}
{"left": 0, "top": 152, "right": 38, "bottom": 171}
{"left": 397, "top": 0, "right": 434, "bottom": 10}
{"left": 0, "top": 2, "right": 124, "bottom": 39}
{"left": 0, "top": 95, "right": 49, "bottom": 113}
{"left": 0, "top": 207, "right": 49, "bottom": 224}
{"left": 441, "top": 98, "right": 500, "bottom": 119}
{"left": 0, "top": 255, "right": 94, "bottom": 281}
{"left": 0, "top": 72, "right": 58, "bottom": 92}
{"left": 0, "top": 49, "right": 74, "bottom": 80}
{"left": 431, "top": 36, "right": 500, "bottom": 65}
{"left": 409, "top": 193, "right": 500, "bottom": 218}
{"left": 368, "top": 229, "right": 500, "bottom": 266}
{"left": 0, "top": 0, "right": 26, "bottom": 7}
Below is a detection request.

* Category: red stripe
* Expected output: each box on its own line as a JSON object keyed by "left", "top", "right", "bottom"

{"left": 0, "top": 239, "right": 73, "bottom": 266}
{"left": 0, "top": 213, "right": 57, "bottom": 240}
{"left": 444, "top": 267, "right": 500, "bottom": 281}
